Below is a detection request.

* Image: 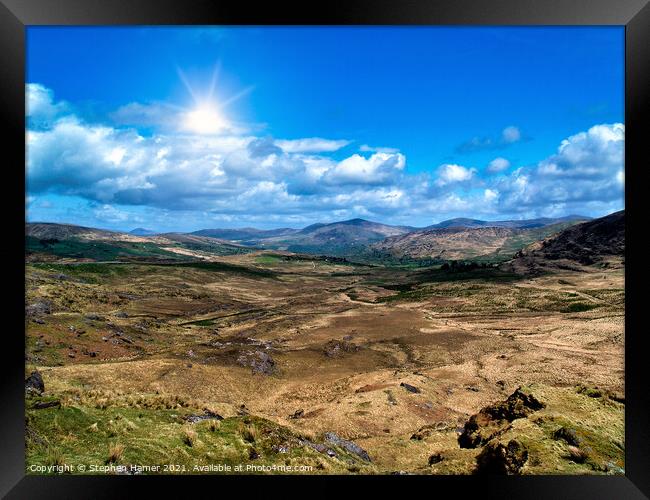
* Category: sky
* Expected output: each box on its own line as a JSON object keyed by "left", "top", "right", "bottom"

{"left": 25, "top": 26, "right": 624, "bottom": 232}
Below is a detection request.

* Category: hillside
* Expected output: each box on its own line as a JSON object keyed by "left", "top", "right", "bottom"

{"left": 26, "top": 223, "right": 253, "bottom": 262}
{"left": 252, "top": 218, "right": 415, "bottom": 256}
{"left": 425, "top": 215, "right": 590, "bottom": 230}
{"left": 504, "top": 211, "right": 625, "bottom": 273}
{"left": 370, "top": 222, "right": 582, "bottom": 262}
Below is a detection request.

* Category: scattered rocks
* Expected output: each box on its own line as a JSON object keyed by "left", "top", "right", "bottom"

{"left": 289, "top": 409, "right": 304, "bottom": 419}
{"left": 324, "top": 432, "right": 371, "bottom": 462}
{"left": 184, "top": 409, "right": 224, "bottom": 424}
{"left": 458, "top": 387, "right": 545, "bottom": 449}
{"left": 428, "top": 452, "right": 444, "bottom": 465}
{"left": 25, "top": 371, "right": 45, "bottom": 395}
{"left": 26, "top": 299, "right": 53, "bottom": 318}
{"left": 400, "top": 382, "right": 421, "bottom": 394}
{"left": 553, "top": 426, "right": 581, "bottom": 446}
{"left": 237, "top": 350, "right": 275, "bottom": 375}
{"left": 475, "top": 439, "right": 528, "bottom": 474}
{"left": 323, "top": 339, "right": 359, "bottom": 358}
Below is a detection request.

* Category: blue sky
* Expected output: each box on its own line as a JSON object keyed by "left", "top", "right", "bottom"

{"left": 26, "top": 26, "right": 624, "bottom": 231}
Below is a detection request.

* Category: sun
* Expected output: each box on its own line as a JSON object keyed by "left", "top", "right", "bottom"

{"left": 183, "top": 103, "right": 228, "bottom": 135}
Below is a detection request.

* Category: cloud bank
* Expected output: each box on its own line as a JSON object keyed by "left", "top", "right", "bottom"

{"left": 26, "top": 85, "right": 624, "bottom": 229}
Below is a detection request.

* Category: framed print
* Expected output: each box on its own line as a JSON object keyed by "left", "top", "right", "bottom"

{"left": 1, "top": 0, "right": 648, "bottom": 497}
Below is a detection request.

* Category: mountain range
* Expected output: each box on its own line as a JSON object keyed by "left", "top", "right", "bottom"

{"left": 26, "top": 214, "right": 607, "bottom": 264}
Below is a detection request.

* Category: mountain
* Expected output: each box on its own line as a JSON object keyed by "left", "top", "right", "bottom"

{"left": 26, "top": 222, "right": 253, "bottom": 262}
{"left": 425, "top": 215, "right": 590, "bottom": 230}
{"left": 257, "top": 218, "right": 415, "bottom": 255}
{"left": 26, "top": 222, "right": 123, "bottom": 241}
{"left": 504, "top": 210, "right": 624, "bottom": 273}
{"left": 370, "top": 221, "right": 585, "bottom": 261}
{"left": 129, "top": 227, "right": 157, "bottom": 236}
{"left": 191, "top": 227, "right": 299, "bottom": 242}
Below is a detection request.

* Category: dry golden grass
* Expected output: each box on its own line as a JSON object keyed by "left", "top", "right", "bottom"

{"left": 106, "top": 442, "right": 124, "bottom": 464}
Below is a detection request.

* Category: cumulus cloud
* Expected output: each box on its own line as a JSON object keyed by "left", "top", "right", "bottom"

{"left": 323, "top": 153, "right": 405, "bottom": 186}
{"left": 26, "top": 83, "right": 69, "bottom": 128}
{"left": 435, "top": 164, "right": 476, "bottom": 186}
{"left": 495, "top": 123, "right": 624, "bottom": 214}
{"left": 25, "top": 84, "right": 624, "bottom": 227}
{"left": 487, "top": 157, "right": 511, "bottom": 173}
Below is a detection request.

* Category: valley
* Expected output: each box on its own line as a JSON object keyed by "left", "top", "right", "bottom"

{"left": 24, "top": 212, "right": 625, "bottom": 475}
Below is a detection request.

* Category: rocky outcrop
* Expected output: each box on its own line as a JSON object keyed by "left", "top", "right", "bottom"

{"left": 458, "top": 387, "right": 545, "bottom": 449}
{"left": 475, "top": 439, "right": 529, "bottom": 474}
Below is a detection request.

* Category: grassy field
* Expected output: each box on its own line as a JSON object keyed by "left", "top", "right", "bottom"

{"left": 25, "top": 251, "right": 625, "bottom": 475}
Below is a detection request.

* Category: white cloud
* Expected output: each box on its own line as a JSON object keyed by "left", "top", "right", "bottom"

{"left": 275, "top": 137, "right": 350, "bottom": 153}
{"left": 26, "top": 83, "right": 68, "bottom": 127}
{"left": 487, "top": 157, "right": 510, "bottom": 173}
{"left": 435, "top": 164, "right": 476, "bottom": 186}
{"left": 501, "top": 126, "right": 521, "bottom": 144}
{"left": 359, "top": 144, "right": 400, "bottom": 154}
{"left": 323, "top": 152, "right": 405, "bottom": 186}
{"left": 26, "top": 84, "right": 624, "bottom": 226}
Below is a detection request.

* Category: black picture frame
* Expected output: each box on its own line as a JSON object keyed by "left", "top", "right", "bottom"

{"left": 1, "top": 0, "right": 648, "bottom": 497}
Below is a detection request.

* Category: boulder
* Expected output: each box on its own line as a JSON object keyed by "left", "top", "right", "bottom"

{"left": 428, "top": 452, "right": 444, "bottom": 465}
{"left": 26, "top": 300, "right": 53, "bottom": 318}
{"left": 475, "top": 439, "right": 528, "bottom": 474}
{"left": 400, "top": 382, "right": 421, "bottom": 394}
{"left": 324, "top": 432, "right": 371, "bottom": 462}
{"left": 25, "top": 371, "right": 45, "bottom": 395}
{"left": 553, "top": 426, "right": 581, "bottom": 446}
{"left": 323, "top": 339, "right": 359, "bottom": 358}
{"left": 458, "top": 387, "right": 545, "bottom": 449}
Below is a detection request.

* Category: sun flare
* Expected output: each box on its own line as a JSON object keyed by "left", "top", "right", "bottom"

{"left": 183, "top": 104, "right": 227, "bottom": 134}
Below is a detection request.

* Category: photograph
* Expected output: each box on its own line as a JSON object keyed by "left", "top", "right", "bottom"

{"left": 24, "top": 25, "right": 626, "bottom": 476}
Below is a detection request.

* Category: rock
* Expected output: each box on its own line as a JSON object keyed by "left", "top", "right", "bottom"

{"left": 289, "top": 409, "right": 304, "bottom": 419}
{"left": 553, "top": 426, "right": 581, "bottom": 446}
{"left": 458, "top": 387, "right": 545, "bottom": 449}
{"left": 475, "top": 439, "right": 528, "bottom": 474}
{"left": 566, "top": 445, "right": 590, "bottom": 463}
{"left": 85, "top": 313, "right": 104, "bottom": 321}
{"left": 249, "top": 448, "right": 259, "bottom": 460}
{"left": 411, "top": 422, "right": 449, "bottom": 440}
{"left": 237, "top": 350, "right": 275, "bottom": 375}
{"left": 26, "top": 299, "right": 53, "bottom": 318}
{"left": 323, "top": 339, "right": 359, "bottom": 358}
{"left": 324, "top": 432, "right": 371, "bottom": 462}
{"left": 25, "top": 371, "right": 45, "bottom": 395}
{"left": 114, "top": 311, "right": 129, "bottom": 318}
{"left": 466, "top": 386, "right": 480, "bottom": 392}
{"left": 428, "top": 452, "right": 444, "bottom": 465}
{"left": 184, "top": 410, "right": 224, "bottom": 424}
{"left": 32, "top": 318, "right": 45, "bottom": 325}
{"left": 31, "top": 400, "right": 61, "bottom": 410}
{"left": 496, "top": 380, "right": 506, "bottom": 390}
{"left": 400, "top": 382, "right": 421, "bottom": 394}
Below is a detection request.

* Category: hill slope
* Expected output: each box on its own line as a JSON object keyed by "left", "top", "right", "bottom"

{"left": 370, "top": 221, "right": 583, "bottom": 261}
{"left": 504, "top": 210, "right": 624, "bottom": 273}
